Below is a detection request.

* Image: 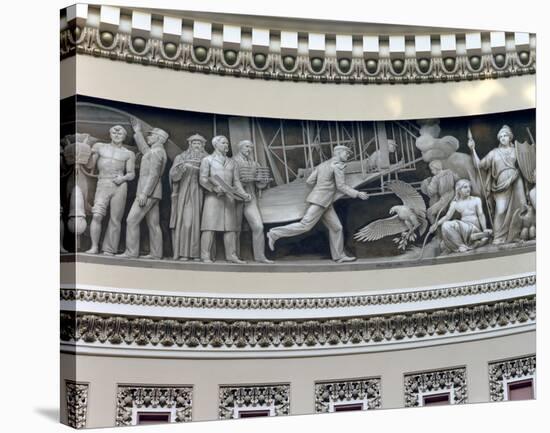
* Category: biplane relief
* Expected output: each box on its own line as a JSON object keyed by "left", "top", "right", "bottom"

{"left": 60, "top": 100, "right": 535, "bottom": 267}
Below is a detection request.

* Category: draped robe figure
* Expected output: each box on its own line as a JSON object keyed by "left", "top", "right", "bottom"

{"left": 469, "top": 125, "right": 527, "bottom": 244}
{"left": 169, "top": 140, "right": 208, "bottom": 260}
{"left": 421, "top": 160, "right": 458, "bottom": 223}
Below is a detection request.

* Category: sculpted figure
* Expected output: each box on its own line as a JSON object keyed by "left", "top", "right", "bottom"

{"left": 529, "top": 169, "right": 536, "bottom": 210}
{"left": 420, "top": 160, "right": 458, "bottom": 223}
{"left": 119, "top": 119, "right": 168, "bottom": 259}
{"left": 86, "top": 125, "right": 135, "bottom": 255}
{"left": 415, "top": 119, "right": 482, "bottom": 197}
{"left": 199, "top": 135, "right": 251, "bottom": 263}
{"left": 233, "top": 140, "right": 274, "bottom": 264}
{"left": 60, "top": 144, "right": 68, "bottom": 253}
{"left": 429, "top": 179, "right": 492, "bottom": 253}
{"left": 509, "top": 204, "right": 536, "bottom": 242}
{"left": 468, "top": 125, "right": 527, "bottom": 244}
{"left": 354, "top": 180, "right": 427, "bottom": 252}
{"left": 169, "top": 134, "right": 209, "bottom": 261}
{"left": 267, "top": 145, "right": 369, "bottom": 263}
{"left": 366, "top": 139, "right": 399, "bottom": 172}
{"left": 61, "top": 133, "right": 97, "bottom": 250}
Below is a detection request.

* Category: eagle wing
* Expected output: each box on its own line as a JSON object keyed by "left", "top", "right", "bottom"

{"left": 388, "top": 181, "right": 426, "bottom": 213}
{"left": 391, "top": 180, "right": 429, "bottom": 236}
{"left": 354, "top": 215, "right": 409, "bottom": 242}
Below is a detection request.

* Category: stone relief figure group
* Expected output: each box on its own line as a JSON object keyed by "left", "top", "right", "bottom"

{"left": 61, "top": 115, "right": 536, "bottom": 263}
{"left": 353, "top": 123, "right": 536, "bottom": 256}
{"left": 68, "top": 119, "right": 278, "bottom": 263}
{"left": 420, "top": 124, "right": 536, "bottom": 255}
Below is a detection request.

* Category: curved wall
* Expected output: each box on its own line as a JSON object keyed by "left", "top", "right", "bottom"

{"left": 65, "top": 55, "right": 535, "bottom": 121}
{"left": 60, "top": 4, "right": 536, "bottom": 429}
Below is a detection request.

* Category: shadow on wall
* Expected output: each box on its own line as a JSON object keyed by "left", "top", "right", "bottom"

{"left": 34, "top": 407, "right": 59, "bottom": 423}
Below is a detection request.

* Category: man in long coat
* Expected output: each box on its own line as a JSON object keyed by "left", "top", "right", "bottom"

{"left": 169, "top": 134, "right": 208, "bottom": 260}
{"left": 199, "top": 135, "right": 250, "bottom": 263}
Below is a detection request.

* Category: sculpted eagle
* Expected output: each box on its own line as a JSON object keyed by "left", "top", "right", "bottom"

{"left": 354, "top": 181, "right": 428, "bottom": 242}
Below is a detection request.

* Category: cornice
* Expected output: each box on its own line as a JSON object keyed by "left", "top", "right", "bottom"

{"left": 60, "top": 26, "right": 535, "bottom": 86}
{"left": 60, "top": 274, "right": 535, "bottom": 311}
{"left": 60, "top": 295, "right": 535, "bottom": 352}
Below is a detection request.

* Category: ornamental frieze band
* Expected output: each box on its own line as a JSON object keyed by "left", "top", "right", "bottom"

{"left": 60, "top": 274, "right": 534, "bottom": 310}
{"left": 60, "top": 27, "right": 535, "bottom": 85}
{"left": 60, "top": 296, "right": 535, "bottom": 351}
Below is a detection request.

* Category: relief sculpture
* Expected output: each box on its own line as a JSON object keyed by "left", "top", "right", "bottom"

{"left": 169, "top": 134, "right": 208, "bottom": 261}
{"left": 60, "top": 100, "right": 535, "bottom": 267}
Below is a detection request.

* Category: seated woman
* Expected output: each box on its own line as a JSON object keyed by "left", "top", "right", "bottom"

{"left": 429, "top": 179, "right": 492, "bottom": 253}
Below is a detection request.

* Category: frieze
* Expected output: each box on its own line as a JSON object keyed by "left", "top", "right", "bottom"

{"left": 66, "top": 381, "right": 89, "bottom": 429}
{"left": 61, "top": 101, "right": 536, "bottom": 265}
{"left": 60, "top": 274, "right": 535, "bottom": 310}
{"left": 115, "top": 385, "right": 193, "bottom": 426}
{"left": 314, "top": 378, "right": 381, "bottom": 412}
{"left": 60, "top": 27, "right": 535, "bottom": 85}
{"left": 488, "top": 355, "right": 536, "bottom": 401}
{"left": 218, "top": 384, "right": 290, "bottom": 419}
{"left": 404, "top": 367, "right": 467, "bottom": 406}
{"left": 60, "top": 296, "right": 535, "bottom": 351}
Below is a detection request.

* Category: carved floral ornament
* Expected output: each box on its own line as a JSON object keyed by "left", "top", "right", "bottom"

{"left": 314, "top": 378, "right": 381, "bottom": 412}
{"left": 488, "top": 355, "right": 536, "bottom": 402}
{"left": 60, "top": 295, "right": 535, "bottom": 351}
{"left": 60, "top": 26, "right": 535, "bottom": 85}
{"left": 404, "top": 367, "right": 467, "bottom": 407}
{"left": 115, "top": 385, "right": 193, "bottom": 426}
{"left": 65, "top": 381, "right": 89, "bottom": 429}
{"left": 60, "top": 274, "right": 535, "bottom": 310}
{"left": 218, "top": 384, "right": 290, "bottom": 419}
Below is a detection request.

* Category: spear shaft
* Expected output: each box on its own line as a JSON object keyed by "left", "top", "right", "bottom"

{"left": 468, "top": 127, "right": 495, "bottom": 229}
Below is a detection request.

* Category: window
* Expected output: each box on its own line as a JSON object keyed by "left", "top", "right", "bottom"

{"left": 333, "top": 403, "right": 365, "bottom": 412}
{"left": 115, "top": 385, "right": 193, "bottom": 426}
{"left": 314, "top": 378, "right": 381, "bottom": 413}
{"left": 423, "top": 393, "right": 451, "bottom": 406}
{"left": 137, "top": 412, "right": 171, "bottom": 425}
{"left": 488, "top": 356, "right": 536, "bottom": 402}
{"left": 218, "top": 384, "right": 290, "bottom": 419}
{"left": 507, "top": 379, "right": 534, "bottom": 401}
{"left": 404, "top": 367, "right": 467, "bottom": 407}
{"left": 238, "top": 409, "right": 271, "bottom": 418}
